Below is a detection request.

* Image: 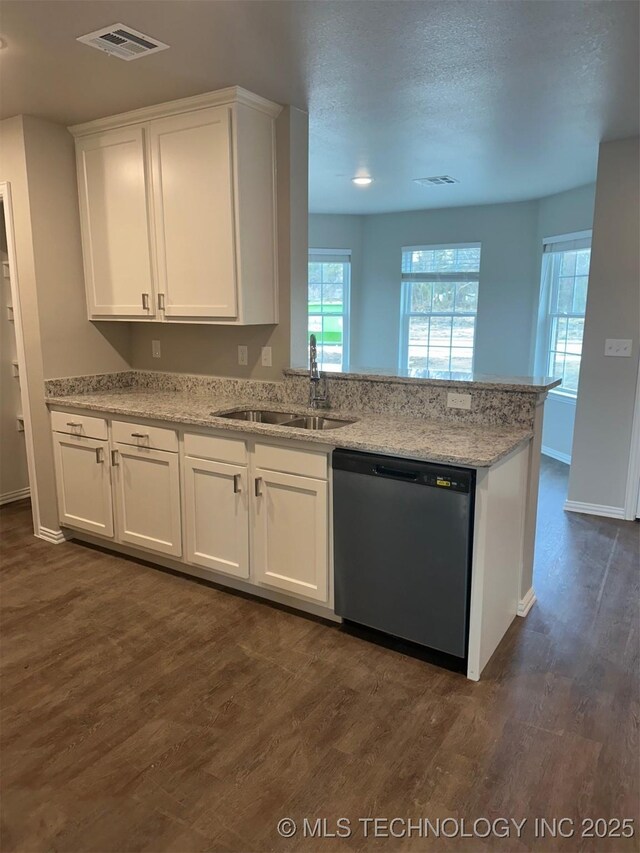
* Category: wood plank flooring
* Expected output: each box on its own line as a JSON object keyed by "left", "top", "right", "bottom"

{"left": 1, "top": 457, "right": 638, "bottom": 852}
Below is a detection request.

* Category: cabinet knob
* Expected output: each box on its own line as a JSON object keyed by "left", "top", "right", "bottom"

{"left": 254, "top": 476, "right": 263, "bottom": 497}
{"left": 141, "top": 293, "right": 150, "bottom": 311}
{"left": 111, "top": 449, "right": 119, "bottom": 466}
{"left": 130, "top": 432, "right": 148, "bottom": 439}
{"left": 95, "top": 447, "right": 104, "bottom": 464}
{"left": 233, "top": 474, "right": 242, "bottom": 494}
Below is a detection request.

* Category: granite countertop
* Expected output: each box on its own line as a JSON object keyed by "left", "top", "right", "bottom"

{"left": 284, "top": 367, "right": 562, "bottom": 393}
{"left": 46, "top": 389, "right": 532, "bottom": 468}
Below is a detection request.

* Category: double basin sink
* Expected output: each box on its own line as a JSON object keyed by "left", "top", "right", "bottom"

{"left": 215, "top": 409, "right": 356, "bottom": 431}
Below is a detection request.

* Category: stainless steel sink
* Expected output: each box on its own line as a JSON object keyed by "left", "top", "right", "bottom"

{"left": 216, "top": 409, "right": 298, "bottom": 424}
{"left": 281, "top": 415, "right": 356, "bottom": 431}
{"left": 216, "top": 409, "right": 356, "bottom": 430}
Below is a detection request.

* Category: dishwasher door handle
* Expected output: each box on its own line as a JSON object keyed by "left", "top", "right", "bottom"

{"left": 373, "top": 464, "right": 419, "bottom": 481}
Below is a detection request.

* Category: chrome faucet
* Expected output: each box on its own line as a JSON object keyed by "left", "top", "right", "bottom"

{"left": 309, "top": 334, "right": 328, "bottom": 409}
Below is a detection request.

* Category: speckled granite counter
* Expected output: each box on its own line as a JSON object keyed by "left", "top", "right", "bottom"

{"left": 46, "top": 388, "right": 532, "bottom": 468}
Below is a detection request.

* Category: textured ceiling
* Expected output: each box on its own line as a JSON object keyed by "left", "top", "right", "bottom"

{"left": 0, "top": 0, "right": 638, "bottom": 213}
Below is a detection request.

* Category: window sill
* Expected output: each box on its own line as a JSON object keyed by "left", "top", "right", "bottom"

{"left": 548, "top": 389, "right": 577, "bottom": 404}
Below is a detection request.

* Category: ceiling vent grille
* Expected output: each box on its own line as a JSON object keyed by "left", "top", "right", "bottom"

{"left": 77, "top": 24, "right": 169, "bottom": 61}
{"left": 413, "top": 176, "right": 460, "bottom": 186}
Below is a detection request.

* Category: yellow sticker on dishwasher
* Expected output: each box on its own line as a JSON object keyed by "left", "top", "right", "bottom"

{"left": 437, "top": 479, "right": 451, "bottom": 487}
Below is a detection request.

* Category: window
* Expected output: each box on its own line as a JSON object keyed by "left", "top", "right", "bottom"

{"left": 399, "top": 244, "right": 481, "bottom": 374}
{"left": 540, "top": 233, "right": 591, "bottom": 397}
{"left": 308, "top": 249, "right": 350, "bottom": 372}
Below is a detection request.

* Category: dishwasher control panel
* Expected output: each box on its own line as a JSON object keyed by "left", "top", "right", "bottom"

{"left": 423, "top": 472, "right": 470, "bottom": 492}
{"left": 332, "top": 450, "right": 474, "bottom": 494}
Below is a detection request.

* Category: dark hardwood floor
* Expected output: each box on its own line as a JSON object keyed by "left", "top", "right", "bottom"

{"left": 1, "top": 457, "right": 638, "bottom": 852}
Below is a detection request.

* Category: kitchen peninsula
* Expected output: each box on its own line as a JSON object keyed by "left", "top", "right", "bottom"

{"left": 46, "top": 368, "right": 560, "bottom": 680}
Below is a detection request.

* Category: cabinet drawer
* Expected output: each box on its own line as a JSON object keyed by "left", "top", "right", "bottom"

{"left": 51, "top": 411, "right": 108, "bottom": 440}
{"left": 184, "top": 432, "right": 247, "bottom": 465}
{"left": 254, "top": 442, "right": 328, "bottom": 480}
{"left": 111, "top": 420, "right": 178, "bottom": 453}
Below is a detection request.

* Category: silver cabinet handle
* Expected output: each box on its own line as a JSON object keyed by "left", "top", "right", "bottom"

{"left": 95, "top": 447, "right": 104, "bottom": 464}
{"left": 158, "top": 293, "right": 165, "bottom": 311}
{"left": 254, "top": 476, "right": 263, "bottom": 497}
{"left": 233, "top": 474, "right": 242, "bottom": 494}
{"left": 142, "top": 293, "right": 150, "bottom": 310}
{"left": 67, "top": 421, "right": 81, "bottom": 428}
{"left": 130, "top": 432, "right": 148, "bottom": 439}
{"left": 111, "top": 449, "right": 119, "bottom": 466}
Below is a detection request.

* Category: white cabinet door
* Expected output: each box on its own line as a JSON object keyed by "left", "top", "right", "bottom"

{"left": 148, "top": 106, "right": 237, "bottom": 319}
{"left": 183, "top": 456, "right": 249, "bottom": 578}
{"left": 113, "top": 444, "right": 181, "bottom": 556}
{"left": 253, "top": 468, "right": 329, "bottom": 602}
{"left": 76, "top": 127, "right": 156, "bottom": 319}
{"left": 52, "top": 434, "right": 113, "bottom": 537}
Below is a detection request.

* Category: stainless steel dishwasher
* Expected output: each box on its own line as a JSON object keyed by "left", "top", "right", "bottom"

{"left": 333, "top": 449, "right": 475, "bottom": 669}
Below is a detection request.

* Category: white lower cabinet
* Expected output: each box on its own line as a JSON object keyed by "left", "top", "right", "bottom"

{"left": 52, "top": 433, "right": 113, "bottom": 537}
{"left": 252, "top": 467, "right": 329, "bottom": 603}
{"left": 183, "top": 456, "right": 249, "bottom": 578}
{"left": 51, "top": 413, "right": 331, "bottom": 610}
{"left": 112, "top": 443, "right": 182, "bottom": 557}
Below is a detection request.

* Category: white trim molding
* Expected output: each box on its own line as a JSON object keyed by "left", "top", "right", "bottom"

{"left": 0, "top": 183, "right": 40, "bottom": 537}
{"left": 37, "top": 526, "right": 70, "bottom": 545}
{"left": 624, "top": 359, "right": 640, "bottom": 520}
{"left": 517, "top": 587, "right": 537, "bottom": 617}
{"left": 0, "top": 487, "right": 30, "bottom": 506}
{"left": 564, "top": 500, "right": 626, "bottom": 520}
{"left": 69, "top": 86, "right": 282, "bottom": 137}
{"left": 541, "top": 445, "right": 571, "bottom": 465}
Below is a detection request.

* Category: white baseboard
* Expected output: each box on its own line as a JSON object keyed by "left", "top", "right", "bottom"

{"left": 37, "top": 526, "right": 69, "bottom": 544}
{"left": 517, "top": 587, "right": 537, "bottom": 617}
{"left": 541, "top": 446, "right": 571, "bottom": 465}
{"left": 564, "top": 500, "right": 626, "bottom": 520}
{"left": 0, "top": 486, "right": 30, "bottom": 506}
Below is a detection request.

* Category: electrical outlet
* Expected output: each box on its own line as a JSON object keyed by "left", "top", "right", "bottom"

{"left": 152, "top": 339, "right": 161, "bottom": 359}
{"left": 238, "top": 345, "right": 248, "bottom": 366}
{"left": 261, "top": 346, "right": 272, "bottom": 368}
{"left": 604, "top": 338, "right": 632, "bottom": 357}
{"left": 447, "top": 392, "right": 472, "bottom": 410}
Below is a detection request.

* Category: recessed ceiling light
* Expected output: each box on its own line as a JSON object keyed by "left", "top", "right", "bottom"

{"left": 352, "top": 177, "right": 373, "bottom": 186}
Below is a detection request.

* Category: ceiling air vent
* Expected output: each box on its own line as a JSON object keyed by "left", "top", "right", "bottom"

{"left": 414, "top": 176, "right": 460, "bottom": 186}
{"left": 77, "top": 24, "right": 169, "bottom": 61}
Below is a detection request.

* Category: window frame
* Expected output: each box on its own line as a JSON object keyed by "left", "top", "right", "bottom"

{"left": 539, "top": 230, "right": 592, "bottom": 402}
{"left": 398, "top": 242, "right": 481, "bottom": 375}
{"left": 308, "top": 248, "right": 351, "bottom": 372}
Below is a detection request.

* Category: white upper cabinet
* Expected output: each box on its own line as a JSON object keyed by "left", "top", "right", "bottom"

{"left": 71, "top": 88, "right": 281, "bottom": 325}
{"left": 76, "top": 127, "right": 156, "bottom": 319}
{"left": 149, "top": 107, "right": 237, "bottom": 319}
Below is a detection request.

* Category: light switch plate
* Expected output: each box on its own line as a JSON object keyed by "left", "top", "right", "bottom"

{"left": 151, "top": 339, "right": 161, "bottom": 359}
{"left": 238, "top": 345, "right": 248, "bottom": 366}
{"left": 447, "top": 392, "right": 472, "bottom": 410}
{"left": 261, "top": 346, "right": 272, "bottom": 368}
{"left": 604, "top": 338, "right": 632, "bottom": 357}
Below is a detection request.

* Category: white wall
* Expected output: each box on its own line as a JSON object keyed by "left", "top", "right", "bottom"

{"left": 311, "top": 202, "right": 542, "bottom": 374}
{"left": 0, "top": 115, "right": 132, "bottom": 533}
{"left": 568, "top": 137, "right": 640, "bottom": 514}
{"left": 535, "top": 184, "right": 597, "bottom": 463}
